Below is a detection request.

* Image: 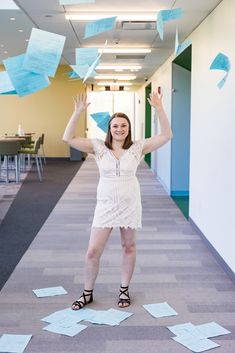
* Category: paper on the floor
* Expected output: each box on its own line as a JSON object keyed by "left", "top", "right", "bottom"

{"left": 33, "top": 286, "right": 67, "bottom": 297}
{"left": 0, "top": 334, "right": 32, "bottom": 353}
{"left": 172, "top": 333, "right": 220, "bottom": 352}
{"left": 43, "top": 322, "right": 87, "bottom": 337}
{"left": 168, "top": 322, "right": 205, "bottom": 337}
{"left": 85, "top": 308, "right": 133, "bottom": 326}
{"left": 143, "top": 302, "right": 178, "bottom": 318}
{"left": 196, "top": 322, "right": 231, "bottom": 338}
{"left": 41, "top": 307, "right": 96, "bottom": 324}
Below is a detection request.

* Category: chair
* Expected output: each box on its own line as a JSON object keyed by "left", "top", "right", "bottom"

{"left": 18, "top": 138, "right": 42, "bottom": 181}
{"left": 0, "top": 140, "right": 21, "bottom": 183}
{"left": 39, "top": 133, "right": 46, "bottom": 164}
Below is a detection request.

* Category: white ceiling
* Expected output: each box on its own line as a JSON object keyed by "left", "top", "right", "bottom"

{"left": 0, "top": 0, "right": 222, "bottom": 85}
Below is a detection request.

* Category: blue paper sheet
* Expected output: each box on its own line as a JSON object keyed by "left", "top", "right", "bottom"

{"left": 0, "top": 71, "right": 15, "bottom": 94}
{"left": 76, "top": 48, "right": 99, "bottom": 67}
{"left": 33, "top": 286, "right": 67, "bottom": 297}
{"left": 84, "top": 16, "right": 116, "bottom": 39}
{"left": 59, "top": 0, "right": 95, "bottom": 4}
{"left": 3, "top": 54, "right": 50, "bottom": 97}
{"left": 196, "top": 322, "right": 231, "bottom": 338}
{"left": 157, "top": 8, "right": 182, "bottom": 40}
{"left": 41, "top": 307, "right": 96, "bottom": 324}
{"left": 71, "top": 64, "right": 96, "bottom": 79}
{"left": 43, "top": 322, "right": 87, "bottom": 336}
{"left": 0, "top": 334, "right": 32, "bottom": 353}
{"left": 168, "top": 323, "right": 205, "bottom": 338}
{"left": 23, "top": 28, "right": 66, "bottom": 77}
{"left": 143, "top": 302, "right": 178, "bottom": 318}
{"left": 174, "top": 27, "right": 191, "bottom": 56}
{"left": 210, "top": 52, "right": 231, "bottom": 89}
{"left": 172, "top": 333, "right": 220, "bottom": 352}
{"left": 91, "top": 112, "right": 110, "bottom": 133}
{"left": 66, "top": 70, "right": 79, "bottom": 79}
{"left": 85, "top": 308, "right": 133, "bottom": 326}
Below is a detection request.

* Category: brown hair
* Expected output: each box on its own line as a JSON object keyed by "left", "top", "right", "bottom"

{"left": 105, "top": 112, "right": 133, "bottom": 150}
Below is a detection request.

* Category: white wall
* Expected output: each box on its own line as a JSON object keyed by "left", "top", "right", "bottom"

{"left": 137, "top": 63, "right": 173, "bottom": 193}
{"left": 137, "top": 0, "right": 235, "bottom": 273}
{"left": 189, "top": 0, "right": 235, "bottom": 272}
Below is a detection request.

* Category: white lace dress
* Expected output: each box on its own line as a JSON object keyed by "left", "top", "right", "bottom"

{"left": 91, "top": 138, "right": 145, "bottom": 229}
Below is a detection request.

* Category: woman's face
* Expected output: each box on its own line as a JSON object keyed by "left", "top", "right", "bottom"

{"left": 110, "top": 117, "right": 129, "bottom": 142}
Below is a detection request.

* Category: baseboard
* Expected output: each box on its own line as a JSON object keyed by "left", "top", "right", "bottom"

{"left": 171, "top": 191, "right": 189, "bottom": 197}
{"left": 45, "top": 157, "right": 84, "bottom": 161}
{"left": 189, "top": 217, "right": 235, "bottom": 285}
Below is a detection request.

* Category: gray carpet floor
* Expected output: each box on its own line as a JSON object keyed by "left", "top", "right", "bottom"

{"left": 0, "top": 157, "right": 235, "bottom": 353}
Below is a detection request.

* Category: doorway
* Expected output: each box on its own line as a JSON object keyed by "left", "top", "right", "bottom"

{"left": 145, "top": 83, "right": 152, "bottom": 167}
{"left": 171, "top": 45, "right": 192, "bottom": 219}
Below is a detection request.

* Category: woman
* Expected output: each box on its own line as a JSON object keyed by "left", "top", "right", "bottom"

{"left": 63, "top": 89, "right": 173, "bottom": 310}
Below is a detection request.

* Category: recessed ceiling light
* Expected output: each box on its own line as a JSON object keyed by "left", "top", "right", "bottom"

{"left": 95, "top": 75, "right": 136, "bottom": 80}
{"left": 96, "top": 65, "right": 142, "bottom": 71}
{"left": 10, "top": 17, "right": 16, "bottom": 21}
{"left": 97, "top": 82, "right": 133, "bottom": 86}
{"left": 65, "top": 12, "right": 157, "bottom": 21}
{"left": 18, "top": 29, "right": 24, "bottom": 32}
{"left": 0, "top": 0, "right": 19, "bottom": 10}
{"left": 98, "top": 48, "right": 151, "bottom": 54}
{"left": 25, "top": 39, "right": 29, "bottom": 42}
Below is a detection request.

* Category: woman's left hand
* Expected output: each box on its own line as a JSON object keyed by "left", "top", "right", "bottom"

{"left": 147, "top": 90, "right": 163, "bottom": 110}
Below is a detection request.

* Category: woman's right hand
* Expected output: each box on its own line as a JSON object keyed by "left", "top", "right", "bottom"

{"left": 72, "top": 93, "right": 90, "bottom": 114}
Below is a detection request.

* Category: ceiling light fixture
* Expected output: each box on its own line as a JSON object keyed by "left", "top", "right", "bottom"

{"left": 65, "top": 12, "right": 157, "bottom": 21}
{"left": 94, "top": 75, "right": 136, "bottom": 80}
{"left": 98, "top": 48, "right": 151, "bottom": 54}
{"left": 97, "top": 82, "right": 133, "bottom": 86}
{"left": 18, "top": 29, "right": 24, "bottom": 32}
{"left": 96, "top": 65, "right": 142, "bottom": 71}
{"left": 10, "top": 17, "right": 16, "bottom": 20}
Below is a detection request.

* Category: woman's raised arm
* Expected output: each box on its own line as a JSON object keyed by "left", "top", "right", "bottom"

{"left": 62, "top": 93, "right": 94, "bottom": 153}
{"left": 142, "top": 89, "right": 173, "bottom": 154}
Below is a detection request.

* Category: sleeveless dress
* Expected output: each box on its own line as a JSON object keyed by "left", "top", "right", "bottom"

{"left": 91, "top": 138, "right": 145, "bottom": 229}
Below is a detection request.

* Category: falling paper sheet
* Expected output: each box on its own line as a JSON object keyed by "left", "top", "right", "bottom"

{"left": 196, "top": 322, "right": 231, "bottom": 338}
{"left": 33, "top": 286, "right": 67, "bottom": 297}
{"left": 59, "top": 0, "right": 95, "bottom": 4}
{"left": 66, "top": 70, "right": 79, "bottom": 79}
{"left": 210, "top": 52, "right": 231, "bottom": 89}
{"left": 76, "top": 48, "right": 99, "bottom": 67}
{"left": 84, "top": 16, "right": 116, "bottom": 39}
{"left": 91, "top": 112, "right": 110, "bottom": 133}
{"left": 85, "top": 308, "right": 133, "bottom": 326}
{"left": 41, "top": 307, "right": 96, "bottom": 324}
{"left": 0, "top": 70, "right": 15, "bottom": 94}
{"left": 71, "top": 64, "right": 96, "bottom": 79}
{"left": 174, "top": 27, "right": 191, "bottom": 56}
{"left": 3, "top": 54, "right": 50, "bottom": 97}
{"left": 0, "top": 334, "right": 32, "bottom": 353}
{"left": 43, "top": 322, "right": 87, "bottom": 336}
{"left": 172, "top": 333, "right": 220, "bottom": 352}
{"left": 143, "top": 302, "right": 178, "bottom": 318}
{"left": 157, "top": 8, "right": 182, "bottom": 40}
{"left": 23, "top": 28, "right": 66, "bottom": 77}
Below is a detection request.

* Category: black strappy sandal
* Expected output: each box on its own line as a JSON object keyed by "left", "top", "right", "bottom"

{"left": 118, "top": 285, "right": 131, "bottom": 308}
{"left": 71, "top": 289, "right": 93, "bottom": 310}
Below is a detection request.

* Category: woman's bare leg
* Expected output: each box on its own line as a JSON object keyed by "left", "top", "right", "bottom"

{"left": 72, "top": 227, "right": 112, "bottom": 309}
{"left": 119, "top": 227, "right": 136, "bottom": 307}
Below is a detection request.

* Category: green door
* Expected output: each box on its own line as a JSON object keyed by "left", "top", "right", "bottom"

{"left": 145, "top": 83, "right": 152, "bottom": 167}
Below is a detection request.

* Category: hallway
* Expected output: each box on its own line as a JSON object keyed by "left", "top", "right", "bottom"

{"left": 0, "top": 157, "right": 234, "bottom": 353}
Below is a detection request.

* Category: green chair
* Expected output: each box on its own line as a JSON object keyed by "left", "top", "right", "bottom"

{"left": 0, "top": 140, "right": 21, "bottom": 183}
{"left": 19, "top": 137, "right": 42, "bottom": 181}
{"left": 39, "top": 133, "right": 46, "bottom": 165}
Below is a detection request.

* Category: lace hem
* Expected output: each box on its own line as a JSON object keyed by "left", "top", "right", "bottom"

{"left": 91, "top": 223, "right": 142, "bottom": 230}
